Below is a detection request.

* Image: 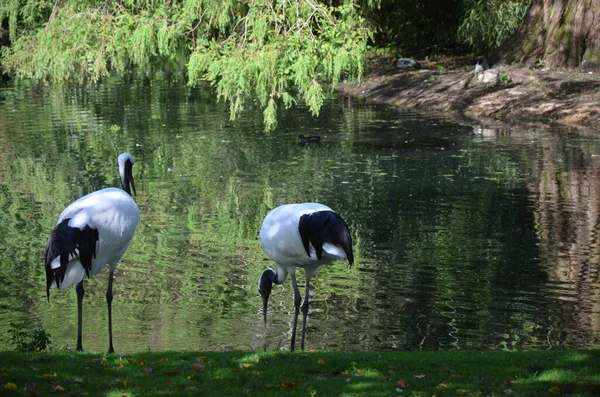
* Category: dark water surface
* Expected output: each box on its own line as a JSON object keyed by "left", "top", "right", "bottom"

{"left": 0, "top": 81, "right": 598, "bottom": 352}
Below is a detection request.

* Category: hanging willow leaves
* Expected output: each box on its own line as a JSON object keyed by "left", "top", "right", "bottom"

{"left": 0, "top": 0, "right": 369, "bottom": 131}
{"left": 457, "top": 0, "right": 529, "bottom": 54}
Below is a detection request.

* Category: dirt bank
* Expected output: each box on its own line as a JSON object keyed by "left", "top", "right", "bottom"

{"left": 338, "top": 56, "right": 600, "bottom": 131}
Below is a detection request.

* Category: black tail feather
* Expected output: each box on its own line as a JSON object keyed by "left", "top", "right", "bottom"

{"left": 44, "top": 218, "right": 99, "bottom": 299}
{"left": 298, "top": 210, "right": 354, "bottom": 265}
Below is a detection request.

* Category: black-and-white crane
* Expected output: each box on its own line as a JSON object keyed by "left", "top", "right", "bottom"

{"left": 44, "top": 152, "right": 140, "bottom": 353}
{"left": 258, "top": 202, "right": 353, "bottom": 350}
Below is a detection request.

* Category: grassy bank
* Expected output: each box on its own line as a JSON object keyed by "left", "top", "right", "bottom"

{"left": 1, "top": 349, "right": 599, "bottom": 396}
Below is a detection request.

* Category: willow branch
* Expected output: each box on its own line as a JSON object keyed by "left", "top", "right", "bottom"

{"left": 45, "top": 0, "right": 61, "bottom": 31}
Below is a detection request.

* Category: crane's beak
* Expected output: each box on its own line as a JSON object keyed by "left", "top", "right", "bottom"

{"left": 260, "top": 285, "right": 272, "bottom": 327}
{"left": 262, "top": 291, "right": 269, "bottom": 327}
{"left": 129, "top": 172, "right": 137, "bottom": 196}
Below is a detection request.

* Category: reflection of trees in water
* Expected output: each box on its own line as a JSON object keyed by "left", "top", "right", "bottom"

{"left": 522, "top": 130, "right": 600, "bottom": 346}
{"left": 2, "top": 81, "right": 600, "bottom": 351}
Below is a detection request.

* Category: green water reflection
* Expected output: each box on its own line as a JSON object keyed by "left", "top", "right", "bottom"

{"left": 0, "top": 80, "right": 598, "bottom": 352}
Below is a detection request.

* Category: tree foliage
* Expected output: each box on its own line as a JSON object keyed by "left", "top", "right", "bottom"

{"left": 7, "top": 0, "right": 591, "bottom": 129}
{"left": 458, "top": 0, "right": 529, "bottom": 55}
{"left": 0, "top": 0, "right": 369, "bottom": 130}
{"left": 361, "top": 0, "right": 467, "bottom": 54}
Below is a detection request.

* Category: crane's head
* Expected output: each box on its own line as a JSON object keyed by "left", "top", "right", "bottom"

{"left": 258, "top": 268, "right": 276, "bottom": 326}
{"left": 117, "top": 152, "right": 136, "bottom": 196}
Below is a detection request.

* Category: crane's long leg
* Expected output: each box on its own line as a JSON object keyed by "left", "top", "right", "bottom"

{"left": 106, "top": 268, "right": 115, "bottom": 354}
{"left": 76, "top": 281, "right": 85, "bottom": 351}
{"left": 289, "top": 273, "right": 302, "bottom": 351}
{"left": 300, "top": 273, "right": 312, "bottom": 350}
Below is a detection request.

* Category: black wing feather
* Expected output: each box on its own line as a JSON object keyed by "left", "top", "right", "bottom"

{"left": 298, "top": 210, "right": 354, "bottom": 265}
{"left": 44, "top": 218, "right": 99, "bottom": 300}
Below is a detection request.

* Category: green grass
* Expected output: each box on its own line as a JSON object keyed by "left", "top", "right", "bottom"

{"left": 1, "top": 349, "right": 599, "bottom": 396}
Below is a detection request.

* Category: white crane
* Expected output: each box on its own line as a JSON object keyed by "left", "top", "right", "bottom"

{"left": 258, "top": 203, "right": 354, "bottom": 350}
{"left": 44, "top": 152, "right": 140, "bottom": 353}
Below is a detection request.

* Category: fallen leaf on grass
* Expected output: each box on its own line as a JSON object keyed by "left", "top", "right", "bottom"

{"left": 317, "top": 359, "right": 325, "bottom": 365}
{"left": 43, "top": 373, "right": 57, "bottom": 378}
{"left": 122, "top": 379, "right": 128, "bottom": 388}
{"left": 162, "top": 370, "right": 180, "bottom": 376}
{"left": 52, "top": 385, "right": 64, "bottom": 392}
{"left": 138, "top": 359, "right": 146, "bottom": 366}
{"left": 3, "top": 382, "right": 17, "bottom": 390}
{"left": 185, "top": 387, "right": 199, "bottom": 391}
{"left": 165, "top": 378, "right": 176, "bottom": 385}
{"left": 548, "top": 386, "right": 560, "bottom": 394}
{"left": 436, "top": 383, "right": 449, "bottom": 389}
{"left": 197, "top": 357, "right": 207, "bottom": 363}
{"left": 144, "top": 367, "right": 154, "bottom": 374}
{"left": 281, "top": 378, "right": 300, "bottom": 389}
{"left": 396, "top": 379, "right": 407, "bottom": 388}
{"left": 192, "top": 364, "right": 206, "bottom": 373}
{"left": 239, "top": 363, "right": 253, "bottom": 369}
{"left": 413, "top": 374, "right": 426, "bottom": 378}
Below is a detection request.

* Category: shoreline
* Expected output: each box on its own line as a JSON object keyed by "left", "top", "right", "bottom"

{"left": 338, "top": 56, "right": 600, "bottom": 133}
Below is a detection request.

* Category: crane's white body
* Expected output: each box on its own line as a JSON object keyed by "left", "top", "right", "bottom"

{"left": 48, "top": 187, "right": 139, "bottom": 289}
{"left": 260, "top": 203, "right": 348, "bottom": 284}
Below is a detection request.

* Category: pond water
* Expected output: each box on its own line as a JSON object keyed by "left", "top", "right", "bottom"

{"left": 0, "top": 80, "right": 599, "bottom": 353}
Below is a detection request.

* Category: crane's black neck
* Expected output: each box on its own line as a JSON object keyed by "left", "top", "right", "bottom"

{"left": 120, "top": 159, "right": 135, "bottom": 196}
{"left": 259, "top": 268, "right": 278, "bottom": 294}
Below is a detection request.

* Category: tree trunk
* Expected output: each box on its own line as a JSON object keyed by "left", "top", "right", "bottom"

{"left": 494, "top": 0, "right": 600, "bottom": 69}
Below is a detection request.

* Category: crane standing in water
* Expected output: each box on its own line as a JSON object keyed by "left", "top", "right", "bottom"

{"left": 258, "top": 202, "right": 354, "bottom": 350}
{"left": 44, "top": 153, "right": 140, "bottom": 353}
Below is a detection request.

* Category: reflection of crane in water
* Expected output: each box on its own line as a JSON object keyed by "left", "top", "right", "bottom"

{"left": 44, "top": 153, "right": 140, "bottom": 353}
{"left": 258, "top": 203, "right": 354, "bottom": 350}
